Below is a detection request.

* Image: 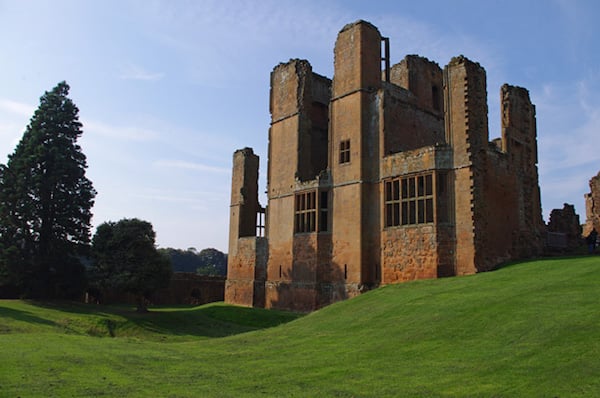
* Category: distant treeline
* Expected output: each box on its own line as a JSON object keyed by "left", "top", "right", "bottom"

{"left": 159, "top": 248, "right": 227, "bottom": 276}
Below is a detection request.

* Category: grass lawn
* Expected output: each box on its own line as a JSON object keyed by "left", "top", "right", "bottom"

{"left": 1, "top": 255, "right": 599, "bottom": 397}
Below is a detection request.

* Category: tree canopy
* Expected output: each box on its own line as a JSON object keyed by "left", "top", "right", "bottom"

{"left": 160, "top": 247, "right": 227, "bottom": 276}
{"left": 0, "top": 81, "right": 96, "bottom": 298}
{"left": 90, "top": 218, "right": 172, "bottom": 312}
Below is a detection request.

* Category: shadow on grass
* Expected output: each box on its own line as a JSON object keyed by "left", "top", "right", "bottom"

{"left": 26, "top": 301, "right": 302, "bottom": 339}
{"left": 121, "top": 304, "right": 303, "bottom": 338}
{"left": 0, "top": 306, "right": 57, "bottom": 327}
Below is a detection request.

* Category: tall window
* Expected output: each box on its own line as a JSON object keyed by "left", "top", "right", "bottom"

{"left": 385, "top": 174, "right": 433, "bottom": 227}
{"left": 319, "top": 191, "right": 329, "bottom": 232}
{"left": 256, "top": 208, "right": 265, "bottom": 237}
{"left": 432, "top": 85, "right": 440, "bottom": 111}
{"left": 339, "top": 140, "right": 350, "bottom": 164}
{"left": 295, "top": 191, "right": 316, "bottom": 233}
{"left": 295, "top": 190, "right": 329, "bottom": 234}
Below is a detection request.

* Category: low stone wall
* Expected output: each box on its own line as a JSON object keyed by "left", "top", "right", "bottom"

{"left": 92, "top": 273, "right": 225, "bottom": 306}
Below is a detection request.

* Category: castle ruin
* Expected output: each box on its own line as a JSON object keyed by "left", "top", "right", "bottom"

{"left": 225, "top": 21, "right": 545, "bottom": 312}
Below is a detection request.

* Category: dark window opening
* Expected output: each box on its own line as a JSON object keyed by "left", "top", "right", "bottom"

{"left": 432, "top": 85, "right": 440, "bottom": 111}
{"left": 339, "top": 140, "right": 351, "bottom": 164}
{"left": 436, "top": 172, "right": 448, "bottom": 223}
{"left": 319, "top": 190, "right": 329, "bottom": 232}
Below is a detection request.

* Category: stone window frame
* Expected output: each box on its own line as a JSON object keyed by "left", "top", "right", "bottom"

{"left": 384, "top": 173, "right": 434, "bottom": 227}
{"left": 294, "top": 190, "right": 330, "bottom": 234}
{"left": 339, "top": 139, "right": 351, "bottom": 164}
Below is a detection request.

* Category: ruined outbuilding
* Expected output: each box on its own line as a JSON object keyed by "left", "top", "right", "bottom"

{"left": 547, "top": 203, "right": 582, "bottom": 251}
{"left": 225, "top": 21, "right": 545, "bottom": 312}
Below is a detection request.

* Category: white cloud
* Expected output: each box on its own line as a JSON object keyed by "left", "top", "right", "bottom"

{"left": 119, "top": 63, "right": 164, "bottom": 81}
{"left": 153, "top": 159, "right": 229, "bottom": 174}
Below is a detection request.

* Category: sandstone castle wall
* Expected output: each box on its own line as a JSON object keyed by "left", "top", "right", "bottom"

{"left": 225, "top": 21, "right": 545, "bottom": 312}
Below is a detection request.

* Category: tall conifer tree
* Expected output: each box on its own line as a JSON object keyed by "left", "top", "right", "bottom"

{"left": 0, "top": 82, "right": 96, "bottom": 298}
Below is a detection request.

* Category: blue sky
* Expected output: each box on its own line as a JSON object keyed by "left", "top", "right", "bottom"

{"left": 1, "top": 0, "right": 599, "bottom": 251}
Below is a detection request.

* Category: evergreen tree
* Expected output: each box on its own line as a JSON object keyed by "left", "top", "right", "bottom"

{"left": 0, "top": 81, "right": 96, "bottom": 298}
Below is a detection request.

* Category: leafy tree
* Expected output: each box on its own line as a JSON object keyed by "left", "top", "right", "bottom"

{"left": 0, "top": 81, "right": 96, "bottom": 298}
{"left": 90, "top": 218, "right": 172, "bottom": 312}
{"left": 196, "top": 248, "right": 227, "bottom": 276}
{"left": 159, "top": 247, "right": 227, "bottom": 276}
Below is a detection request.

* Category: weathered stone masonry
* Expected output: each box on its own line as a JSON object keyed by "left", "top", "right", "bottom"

{"left": 226, "top": 20, "right": 545, "bottom": 312}
{"left": 584, "top": 171, "right": 600, "bottom": 237}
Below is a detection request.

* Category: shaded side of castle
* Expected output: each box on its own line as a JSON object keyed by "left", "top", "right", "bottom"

{"left": 225, "top": 20, "right": 545, "bottom": 312}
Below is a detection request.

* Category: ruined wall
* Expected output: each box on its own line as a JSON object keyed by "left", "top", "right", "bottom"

{"left": 443, "top": 56, "right": 489, "bottom": 274}
{"left": 477, "top": 150, "right": 520, "bottom": 267}
{"left": 224, "top": 237, "right": 267, "bottom": 307}
{"left": 228, "top": 148, "right": 259, "bottom": 242}
{"left": 266, "top": 60, "right": 312, "bottom": 310}
{"left": 390, "top": 55, "right": 444, "bottom": 116}
{"left": 93, "top": 274, "right": 225, "bottom": 306}
{"left": 382, "top": 83, "right": 445, "bottom": 154}
{"left": 500, "top": 84, "right": 545, "bottom": 258}
{"left": 443, "top": 62, "right": 543, "bottom": 272}
{"left": 381, "top": 225, "right": 438, "bottom": 282}
{"left": 379, "top": 147, "right": 454, "bottom": 282}
{"left": 153, "top": 274, "right": 225, "bottom": 305}
{"left": 265, "top": 59, "right": 334, "bottom": 311}
{"left": 225, "top": 148, "right": 266, "bottom": 307}
{"left": 547, "top": 203, "right": 582, "bottom": 250}
{"left": 266, "top": 233, "right": 333, "bottom": 312}
{"left": 298, "top": 72, "right": 331, "bottom": 181}
{"left": 583, "top": 171, "right": 600, "bottom": 236}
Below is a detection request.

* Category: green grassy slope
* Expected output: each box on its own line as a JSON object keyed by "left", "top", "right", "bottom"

{"left": 1, "top": 256, "right": 599, "bottom": 397}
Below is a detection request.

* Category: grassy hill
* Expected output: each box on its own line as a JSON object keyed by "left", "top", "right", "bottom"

{"left": 1, "top": 256, "right": 599, "bottom": 397}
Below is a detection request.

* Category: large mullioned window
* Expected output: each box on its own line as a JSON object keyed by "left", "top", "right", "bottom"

{"left": 295, "top": 190, "right": 329, "bottom": 234}
{"left": 385, "top": 174, "right": 433, "bottom": 227}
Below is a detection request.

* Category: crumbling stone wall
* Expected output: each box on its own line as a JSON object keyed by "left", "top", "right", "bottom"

{"left": 583, "top": 171, "right": 600, "bottom": 236}
{"left": 224, "top": 148, "right": 266, "bottom": 307}
{"left": 547, "top": 203, "right": 582, "bottom": 251}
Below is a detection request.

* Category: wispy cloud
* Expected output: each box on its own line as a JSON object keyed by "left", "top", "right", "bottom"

{"left": 532, "top": 73, "right": 600, "bottom": 218}
{"left": 0, "top": 99, "right": 35, "bottom": 117}
{"left": 535, "top": 76, "right": 600, "bottom": 173}
{"left": 0, "top": 99, "right": 36, "bottom": 157}
{"left": 132, "top": 190, "right": 225, "bottom": 205}
{"left": 131, "top": 0, "right": 349, "bottom": 84}
{"left": 83, "top": 119, "right": 161, "bottom": 142}
{"left": 154, "top": 159, "right": 229, "bottom": 174}
{"left": 119, "top": 63, "right": 164, "bottom": 81}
